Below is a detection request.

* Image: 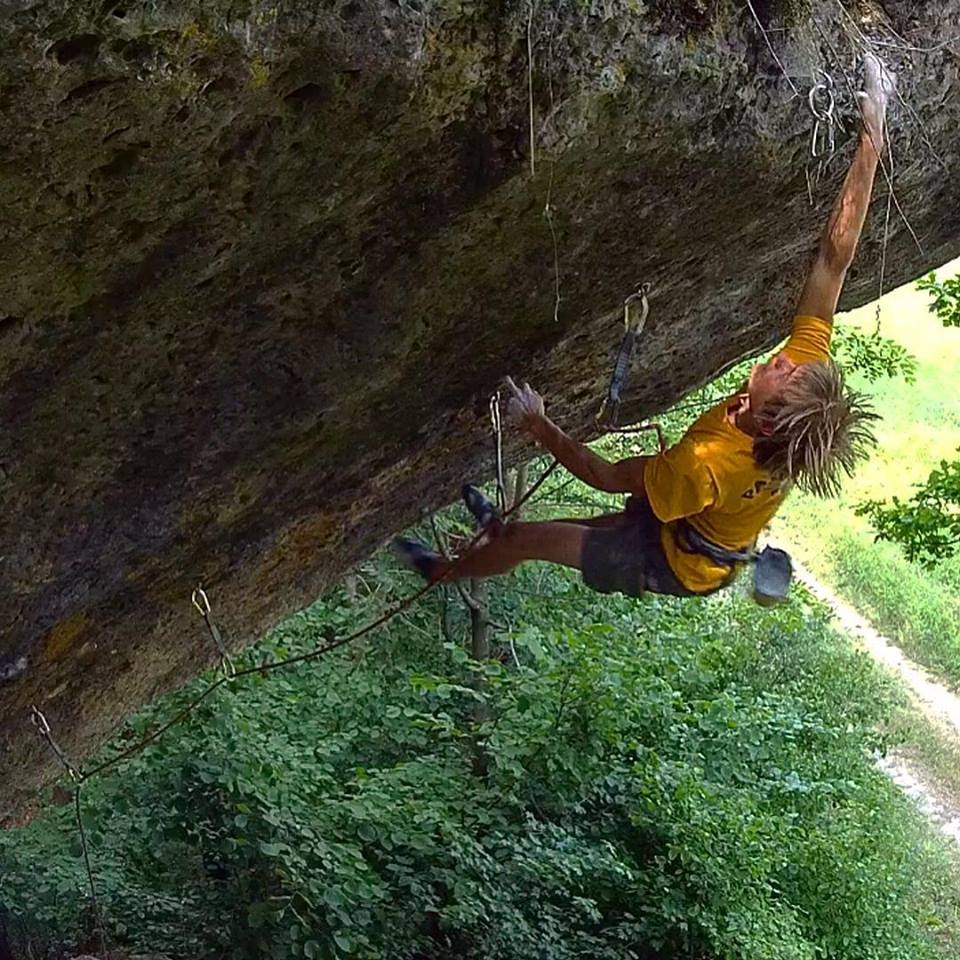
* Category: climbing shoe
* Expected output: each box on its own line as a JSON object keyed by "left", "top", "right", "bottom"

{"left": 461, "top": 484, "right": 501, "bottom": 531}
{"left": 393, "top": 537, "right": 440, "bottom": 580}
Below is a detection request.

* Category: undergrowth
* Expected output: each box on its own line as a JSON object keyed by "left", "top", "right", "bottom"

{"left": 1, "top": 485, "right": 956, "bottom": 959}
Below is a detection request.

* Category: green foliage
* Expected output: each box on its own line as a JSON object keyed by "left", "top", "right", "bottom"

{"left": 857, "top": 455, "right": 960, "bottom": 567}
{"left": 0, "top": 524, "right": 953, "bottom": 959}
{"left": 832, "top": 325, "right": 917, "bottom": 384}
{"left": 851, "top": 272, "right": 960, "bottom": 564}
{"left": 917, "top": 272, "right": 960, "bottom": 328}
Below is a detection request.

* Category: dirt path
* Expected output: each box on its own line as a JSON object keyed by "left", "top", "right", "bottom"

{"left": 788, "top": 555, "right": 960, "bottom": 733}
{"left": 876, "top": 754, "right": 960, "bottom": 844}
{"left": 787, "top": 552, "right": 960, "bottom": 844}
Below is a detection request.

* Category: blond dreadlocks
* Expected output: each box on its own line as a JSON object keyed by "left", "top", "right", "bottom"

{"left": 753, "top": 359, "right": 879, "bottom": 498}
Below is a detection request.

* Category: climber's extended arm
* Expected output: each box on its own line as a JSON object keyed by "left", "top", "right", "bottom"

{"left": 529, "top": 416, "right": 650, "bottom": 495}
{"left": 795, "top": 54, "right": 892, "bottom": 324}
{"left": 505, "top": 377, "right": 649, "bottom": 495}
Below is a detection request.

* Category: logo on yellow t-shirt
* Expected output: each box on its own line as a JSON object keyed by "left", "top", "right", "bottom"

{"left": 742, "top": 478, "right": 783, "bottom": 500}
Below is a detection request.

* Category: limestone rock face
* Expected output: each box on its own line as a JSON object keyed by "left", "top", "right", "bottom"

{"left": 1, "top": 0, "right": 958, "bottom": 822}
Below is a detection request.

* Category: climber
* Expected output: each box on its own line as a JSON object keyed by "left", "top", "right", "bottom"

{"left": 396, "top": 53, "right": 892, "bottom": 600}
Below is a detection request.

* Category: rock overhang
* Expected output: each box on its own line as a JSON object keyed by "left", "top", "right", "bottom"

{"left": 0, "top": 0, "right": 958, "bottom": 823}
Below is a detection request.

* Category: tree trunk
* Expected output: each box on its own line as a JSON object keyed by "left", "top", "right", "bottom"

{"left": 467, "top": 577, "right": 491, "bottom": 779}
{"left": 509, "top": 462, "right": 530, "bottom": 518}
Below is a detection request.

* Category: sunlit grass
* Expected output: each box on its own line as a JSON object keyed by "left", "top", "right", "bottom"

{"left": 776, "top": 262, "right": 960, "bottom": 956}
{"left": 776, "top": 255, "right": 960, "bottom": 683}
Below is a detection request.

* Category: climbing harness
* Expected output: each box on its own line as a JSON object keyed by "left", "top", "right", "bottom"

{"left": 806, "top": 70, "right": 838, "bottom": 204}
{"left": 680, "top": 521, "right": 793, "bottom": 604}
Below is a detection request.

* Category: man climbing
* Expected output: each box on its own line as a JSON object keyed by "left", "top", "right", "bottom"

{"left": 397, "top": 53, "right": 893, "bottom": 600}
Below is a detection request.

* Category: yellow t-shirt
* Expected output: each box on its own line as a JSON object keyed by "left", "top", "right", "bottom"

{"left": 644, "top": 315, "right": 832, "bottom": 593}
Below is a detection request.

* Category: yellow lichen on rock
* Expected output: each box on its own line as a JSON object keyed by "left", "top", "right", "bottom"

{"left": 42, "top": 611, "right": 91, "bottom": 663}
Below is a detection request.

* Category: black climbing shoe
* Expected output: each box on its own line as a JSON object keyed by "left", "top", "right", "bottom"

{"left": 461, "top": 484, "right": 501, "bottom": 531}
{"left": 393, "top": 537, "right": 440, "bottom": 580}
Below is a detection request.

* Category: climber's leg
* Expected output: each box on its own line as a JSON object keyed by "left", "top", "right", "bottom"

{"left": 430, "top": 509, "right": 637, "bottom": 580}
{"left": 431, "top": 520, "right": 590, "bottom": 579}
{"left": 397, "top": 499, "right": 697, "bottom": 598}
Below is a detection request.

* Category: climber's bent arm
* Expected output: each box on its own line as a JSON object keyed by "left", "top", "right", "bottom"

{"left": 529, "top": 416, "right": 649, "bottom": 495}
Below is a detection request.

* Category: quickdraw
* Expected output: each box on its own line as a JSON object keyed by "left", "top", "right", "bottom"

{"left": 192, "top": 585, "right": 235, "bottom": 681}
{"left": 489, "top": 391, "right": 507, "bottom": 514}
{"left": 596, "top": 282, "right": 666, "bottom": 452}
{"left": 806, "top": 70, "right": 837, "bottom": 203}
{"left": 596, "top": 282, "right": 650, "bottom": 429}
{"left": 30, "top": 705, "right": 81, "bottom": 781}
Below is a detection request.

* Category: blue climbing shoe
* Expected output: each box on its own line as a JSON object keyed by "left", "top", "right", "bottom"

{"left": 393, "top": 537, "right": 440, "bottom": 580}
{"left": 461, "top": 484, "right": 501, "bottom": 530}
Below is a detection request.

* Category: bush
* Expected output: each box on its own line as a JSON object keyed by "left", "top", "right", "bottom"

{"left": 0, "top": 547, "right": 952, "bottom": 960}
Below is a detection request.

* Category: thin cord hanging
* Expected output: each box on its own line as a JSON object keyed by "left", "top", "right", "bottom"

{"left": 490, "top": 391, "right": 507, "bottom": 515}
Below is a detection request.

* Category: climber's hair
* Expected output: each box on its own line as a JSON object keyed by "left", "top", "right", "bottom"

{"left": 752, "top": 358, "right": 879, "bottom": 498}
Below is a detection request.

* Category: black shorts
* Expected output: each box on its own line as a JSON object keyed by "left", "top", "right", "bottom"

{"left": 581, "top": 497, "right": 700, "bottom": 599}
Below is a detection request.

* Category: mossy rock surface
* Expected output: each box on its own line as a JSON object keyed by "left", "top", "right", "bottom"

{"left": 1, "top": 0, "right": 958, "bottom": 822}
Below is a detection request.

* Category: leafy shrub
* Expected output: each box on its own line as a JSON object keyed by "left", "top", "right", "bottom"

{"left": 857, "top": 455, "right": 960, "bottom": 567}
{"left": 917, "top": 272, "right": 960, "bottom": 328}
{"left": 850, "top": 271, "right": 960, "bottom": 563}
{"left": 0, "top": 546, "right": 952, "bottom": 960}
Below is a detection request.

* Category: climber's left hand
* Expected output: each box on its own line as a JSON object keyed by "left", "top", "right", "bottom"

{"left": 504, "top": 376, "right": 545, "bottom": 429}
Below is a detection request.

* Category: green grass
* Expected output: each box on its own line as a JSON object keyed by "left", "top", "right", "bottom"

{"left": 886, "top": 701, "right": 960, "bottom": 822}
{"left": 781, "top": 522, "right": 960, "bottom": 686}
{"left": 883, "top": 700, "right": 960, "bottom": 960}
{"left": 775, "top": 256, "right": 960, "bottom": 688}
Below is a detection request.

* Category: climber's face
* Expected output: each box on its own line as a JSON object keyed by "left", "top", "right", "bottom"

{"left": 747, "top": 351, "right": 800, "bottom": 422}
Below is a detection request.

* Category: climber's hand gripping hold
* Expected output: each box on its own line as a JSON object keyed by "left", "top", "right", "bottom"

{"left": 504, "top": 376, "right": 544, "bottom": 429}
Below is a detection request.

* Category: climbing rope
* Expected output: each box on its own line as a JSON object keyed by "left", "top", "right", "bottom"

{"left": 605, "top": 419, "right": 667, "bottom": 453}
{"left": 745, "top": 0, "right": 800, "bottom": 98}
